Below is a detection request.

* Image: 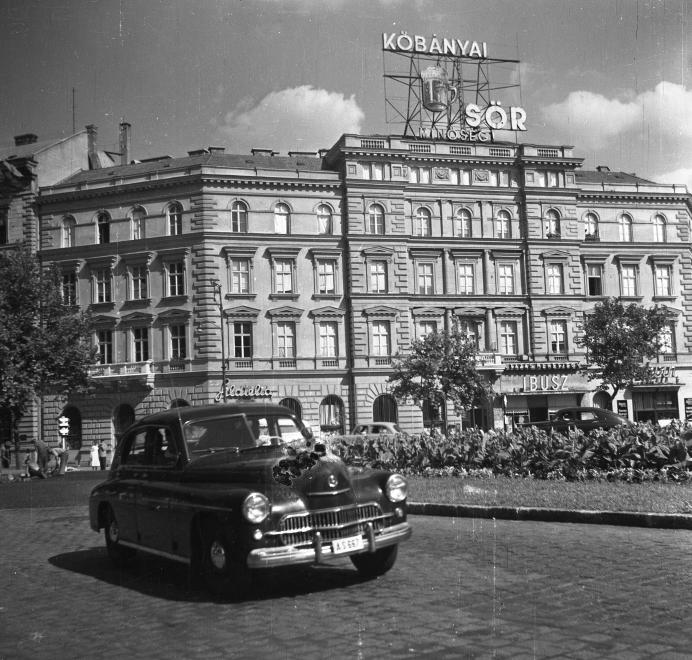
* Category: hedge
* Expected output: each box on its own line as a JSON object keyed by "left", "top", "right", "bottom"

{"left": 328, "top": 422, "right": 692, "bottom": 482}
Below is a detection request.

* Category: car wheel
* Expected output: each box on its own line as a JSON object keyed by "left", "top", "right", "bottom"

{"left": 104, "top": 506, "right": 136, "bottom": 567}
{"left": 350, "top": 545, "right": 398, "bottom": 578}
{"left": 200, "top": 525, "right": 252, "bottom": 598}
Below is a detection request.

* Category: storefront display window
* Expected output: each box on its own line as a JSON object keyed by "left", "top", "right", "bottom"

{"left": 632, "top": 390, "right": 679, "bottom": 423}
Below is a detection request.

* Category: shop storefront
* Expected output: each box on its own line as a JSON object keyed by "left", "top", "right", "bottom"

{"left": 500, "top": 368, "right": 586, "bottom": 428}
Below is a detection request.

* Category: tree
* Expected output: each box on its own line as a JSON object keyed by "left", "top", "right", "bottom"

{"left": 577, "top": 297, "right": 669, "bottom": 401}
{"left": 387, "top": 325, "right": 494, "bottom": 425}
{"left": 0, "top": 244, "right": 96, "bottom": 465}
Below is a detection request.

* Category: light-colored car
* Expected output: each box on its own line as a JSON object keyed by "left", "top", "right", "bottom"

{"left": 352, "top": 422, "right": 406, "bottom": 435}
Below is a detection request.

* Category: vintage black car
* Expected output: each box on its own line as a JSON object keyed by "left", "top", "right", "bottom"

{"left": 89, "top": 403, "right": 411, "bottom": 596}
{"left": 522, "top": 407, "right": 630, "bottom": 435}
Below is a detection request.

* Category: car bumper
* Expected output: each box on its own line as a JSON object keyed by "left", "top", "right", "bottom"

{"left": 246, "top": 521, "right": 412, "bottom": 569}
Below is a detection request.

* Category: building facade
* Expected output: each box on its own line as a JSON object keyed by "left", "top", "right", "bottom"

{"left": 4, "top": 127, "right": 692, "bottom": 450}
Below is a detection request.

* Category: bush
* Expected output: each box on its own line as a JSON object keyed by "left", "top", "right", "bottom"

{"left": 329, "top": 423, "right": 692, "bottom": 482}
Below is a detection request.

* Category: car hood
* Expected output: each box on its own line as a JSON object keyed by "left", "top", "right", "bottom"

{"left": 185, "top": 445, "right": 358, "bottom": 509}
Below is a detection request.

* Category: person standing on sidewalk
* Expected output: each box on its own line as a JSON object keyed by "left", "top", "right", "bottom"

{"left": 98, "top": 440, "right": 107, "bottom": 470}
{"left": 90, "top": 442, "right": 100, "bottom": 471}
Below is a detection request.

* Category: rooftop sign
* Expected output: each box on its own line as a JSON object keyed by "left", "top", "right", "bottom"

{"left": 382, "top": 32, "right": 488, "bottom": 59}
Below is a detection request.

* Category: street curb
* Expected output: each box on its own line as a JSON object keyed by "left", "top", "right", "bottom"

{"left": 408, "top": 502, "right": 692, "bottom": 530}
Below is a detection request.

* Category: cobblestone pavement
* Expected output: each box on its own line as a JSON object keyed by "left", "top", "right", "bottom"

{"left": 0, "top": 508, "right": 690, "bottom": 659}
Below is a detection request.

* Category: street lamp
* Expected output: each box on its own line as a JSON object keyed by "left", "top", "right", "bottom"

{"left": 210, "top": 279, "right": 227, "bottom": 402}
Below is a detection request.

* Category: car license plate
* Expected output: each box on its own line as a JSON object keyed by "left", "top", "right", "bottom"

{"left": 332, "top": 535, "right": 364, "bottom": 554}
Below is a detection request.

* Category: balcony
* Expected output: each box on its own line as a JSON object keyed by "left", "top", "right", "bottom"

{"left": 89, "top": 361, "right": 155, "bottom": 388}
{"left": 584, "top": 231, "right": 600, "bottom": 242}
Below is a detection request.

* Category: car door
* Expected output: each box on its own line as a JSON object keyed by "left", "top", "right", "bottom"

{"left": 109, "top": 430, "right": 146, "bottom": 545}
{"left": 135, "top": 425, "right": 182, "bottom": 555}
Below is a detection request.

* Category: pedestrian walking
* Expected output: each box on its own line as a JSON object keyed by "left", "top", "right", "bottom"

{"left": 98, "top": 440, "right": 107, "bottom": 470}
{"left": 90, "top": 442, "right": 100, "bottom": 471}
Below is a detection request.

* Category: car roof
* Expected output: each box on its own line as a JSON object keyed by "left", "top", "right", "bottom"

{"left": 131, "top": 403, "right": 295, "bottom": 426}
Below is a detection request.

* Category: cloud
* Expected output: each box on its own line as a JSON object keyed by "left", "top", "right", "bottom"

{"left": 217, "top": 85, "right": 364, "bottom": 153}
{"left": 652, "top": 167, "right": 692, "bottom": 191}
{"left": 542, "top": 81, "right": 692, "bottom": 150}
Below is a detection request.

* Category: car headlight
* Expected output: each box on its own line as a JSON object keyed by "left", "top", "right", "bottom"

{"left": 242, "top": 492, "right": 270, "bottom": 524}
{"left": 385, "top": 474, "right": 407, "bottom": 503}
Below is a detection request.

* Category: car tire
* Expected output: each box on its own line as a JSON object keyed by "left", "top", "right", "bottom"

{"left": 104, "top": 506, "right": 136, "bottom": 567}
{"left": 200, "top": 524, "right": 252, "bottom": 598}
{"left": 350, "top": 545, "right": 398, "bottom": 578}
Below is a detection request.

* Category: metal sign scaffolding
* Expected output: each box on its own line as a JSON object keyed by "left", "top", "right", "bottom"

{"left": 382, "top": 43, "right": 521, "bottom": 138}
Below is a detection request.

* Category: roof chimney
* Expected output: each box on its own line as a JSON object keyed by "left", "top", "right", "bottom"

{"left": 14, "top": 133, "right": 38, "bottom": 146}
{"left": 86, "top": 124, "right": 98, "bottom": 168}
{"left": 119, "top": 122, "right": 131, "bottom": 166}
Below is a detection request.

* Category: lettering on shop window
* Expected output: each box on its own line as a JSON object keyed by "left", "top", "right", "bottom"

{"left": 522, "top": 375, "right": 568, "bottom": 392}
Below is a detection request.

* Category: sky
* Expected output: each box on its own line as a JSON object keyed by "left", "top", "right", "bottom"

{"left": 0, "top": 0, "right": 690, "bottom": 187}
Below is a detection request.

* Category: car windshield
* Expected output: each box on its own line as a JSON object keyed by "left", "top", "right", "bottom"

{"left": 184, "top": 413, "right": 310, "bottom": 455}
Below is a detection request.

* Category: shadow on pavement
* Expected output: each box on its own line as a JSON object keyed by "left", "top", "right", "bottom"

{"left": 49, "top": 547, "right": 368, "bottom": 603}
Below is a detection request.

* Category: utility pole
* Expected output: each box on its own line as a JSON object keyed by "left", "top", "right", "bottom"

{"left": 210, "top": 279, "right": 227, "bottom": 402}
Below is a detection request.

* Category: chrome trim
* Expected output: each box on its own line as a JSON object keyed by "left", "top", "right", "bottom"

{"left": 117, "top": 539, "right": 190, "bottom": 565}
{"left": 247, "top": 521, "right": 411, "bottom": 569}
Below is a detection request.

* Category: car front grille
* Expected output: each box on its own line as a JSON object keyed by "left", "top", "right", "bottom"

{"left": 274, "top": 503, "right": 391, "bottom": 547}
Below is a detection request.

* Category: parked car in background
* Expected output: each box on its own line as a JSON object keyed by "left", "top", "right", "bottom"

{"left": 351, "top": 421, "right": 407, "bottom": 436}
{"left": 89, "top": 403, "right": 411, "bottom": 597}
{"left": 522, "top": 407, "right": 629, "bottom": 434}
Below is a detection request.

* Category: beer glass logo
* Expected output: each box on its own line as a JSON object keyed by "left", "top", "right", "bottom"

{"left": 420, "top": 66, "right": 457, "bottom": 113}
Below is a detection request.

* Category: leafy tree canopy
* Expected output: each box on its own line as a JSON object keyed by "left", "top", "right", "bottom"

{"left": 0, "top": 244, "right": 96, "bottom": 426}
{"left": 577, "top": 297, "right": 669, "bottom": 399}
{"left": 387, "top": 325, "right": 494, "bottom": 413}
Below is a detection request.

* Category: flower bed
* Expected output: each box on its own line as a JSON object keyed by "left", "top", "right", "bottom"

{"left": 330, "top": 422, "right": 692, "bottom": 482}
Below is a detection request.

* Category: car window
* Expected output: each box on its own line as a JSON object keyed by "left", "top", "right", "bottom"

{"left": 578, "top": 411, "right": 596, "bottom": 421}
{"left": 185, "top": 415, "right": 255, "bottom": 454}
{"left": 246, "top": 414, "right": 308, "bottom": 445}
{"left": 121, "top": 427, "right": 179, "bottom": 467}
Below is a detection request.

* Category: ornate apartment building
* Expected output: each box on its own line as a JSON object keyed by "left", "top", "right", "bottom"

{"left": 3, "top": 125, "right": 692, "bottom": 449}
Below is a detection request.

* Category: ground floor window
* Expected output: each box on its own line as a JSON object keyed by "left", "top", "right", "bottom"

{"left": 632, "top": 390, "right": 679, "bottom": 423}
{"left": 319, "top": 395, "right": 344, "bottom": 435}
{"left": 373, "top": 394, "right": 397, "bottom": 423}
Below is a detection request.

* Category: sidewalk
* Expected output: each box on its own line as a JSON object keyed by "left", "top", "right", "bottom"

{"left": 408, "top": 501, "right": 692, "bottom": 529}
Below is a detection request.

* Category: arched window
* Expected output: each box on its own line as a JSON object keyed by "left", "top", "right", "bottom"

{"left": 495, "top": 210, "right": 511, "bottom": 239}
{"left": 592, "top": 391, "right": 612, "bottom": 410}
{"left": 274, "top": 203, "right": 290, "bottom": 234}
{"left": 653, "top": 214, "right": 666, "bottom": 243}
{"left": 373, "top": 394, "right": 397, "bottom": 423}
{"left": 545, "top": 209, "right": 560, "bottom": 237}
{"left": 415, "top": 207, "right": 432, "bottom": 237}
{"left": 316, "top": 204, "right": 332, "bottom": 234}
{"left": 167, "top": 202, "right": 183, "bottom": 236}
{"left": 584, "top": 212, "right": 599, "bottom": 238}
{"left": 454, "top": 208, "right": 472, "bottom": 238}
{"left": 130, "top": 206, "right": 146, "bottom": 240}
{"left": 368, "top": 204, "right": 385, "bottom": 235}
{"left": 231, "top": 201, "right": 248, "bottom": 233}
{"left": 62, "top": 216, "right": 76, "bottom": 247}
{"left": 618, "top": 213, "right": 633, "bottom": 242}
{"left": 279, "top": 397, "right": 302, "bottom": 419}
{"left": 319, "top": 395, "right": 343, "bottom": 434}
{"left": 96, "top": 212, "right": 110, "bottom": 244}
